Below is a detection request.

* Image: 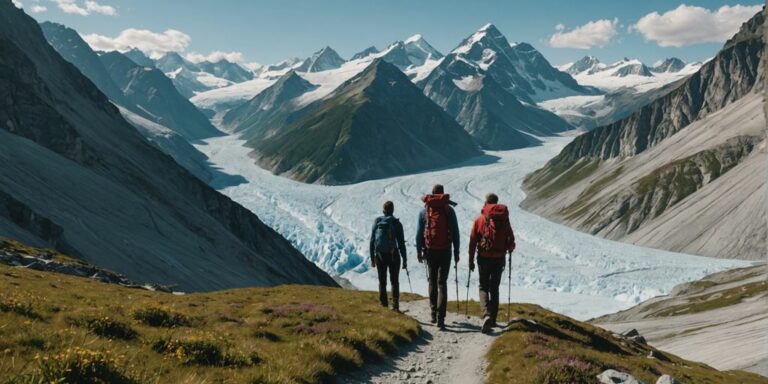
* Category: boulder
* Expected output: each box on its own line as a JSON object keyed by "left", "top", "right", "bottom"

{"left": 597, "top": 369, "right": 645, "bottom": 384}
{"left": 656, "top": 375, "right": 680, "bottom": 384}
{"left": 622, "top": 328, "right": 640, "bottom": 337}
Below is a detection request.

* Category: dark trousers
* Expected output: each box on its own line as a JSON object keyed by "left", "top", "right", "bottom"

{"left": 376, "top": 252, "right": 400, "bottom": 307}
{"left": 478, "top": 257, "right": 505, "bottom": 322}
{"left": 425, "top": 249, "right": 452, "bottom": 321}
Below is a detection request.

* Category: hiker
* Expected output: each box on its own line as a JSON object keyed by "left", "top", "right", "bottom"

{"left": 416, "top": 184, "right": 460, "bottom": 330}
{"left": 370, "top": 201, "right": 407, "bottom": 312}
{"left": 468, "top": 193, "right": 515, "bottom": 334}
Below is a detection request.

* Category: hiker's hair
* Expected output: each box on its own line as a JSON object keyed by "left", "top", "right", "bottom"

{"left": 432, "top": 184, "right": 444, "bottom": 194}
{"left": 383, "top": 201, "right": 394, "bottom": 216}
{"left": 485, "top": 193, "right": 499, "bottom": 204}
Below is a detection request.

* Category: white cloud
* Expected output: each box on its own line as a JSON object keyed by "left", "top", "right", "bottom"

{"left": 632, "top": 4, "right": 762, "bottom": 47}
{"left": 82, "top": 29, "right": 191, "bottom": 58}
{"left": 549, "top": 18, "right": 619, "bottom": 49}
{"left": 186, "top": 50, "right": 245, "bottom": 64}
{"left": 31, "top": 4, "right": 48, "bottom": 13}
{"left": 53, "top": 0, "right": 116, "bottom": 16}
{"left": 12, "top": 0, "right": 22, "bottom": 8}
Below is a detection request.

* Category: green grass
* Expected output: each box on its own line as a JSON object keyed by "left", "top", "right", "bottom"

{"left": 0, "top": 251, "right": 419, "bottom": 383}
{"left": 449, "top": 301, "right": 766, "bottom": 384}
{"left": 650, "top": 281, "right": 767, "bottom": 317}
{"left": 525, "top": 159, "right": 600, "bottom": 200}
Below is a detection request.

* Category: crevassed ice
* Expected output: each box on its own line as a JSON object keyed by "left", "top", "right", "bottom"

{"left": 195, "top": 134, "right": 750, "bottom": 320}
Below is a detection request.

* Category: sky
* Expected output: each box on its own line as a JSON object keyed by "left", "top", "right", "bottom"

{"left": 17, "top": 0, "right": 764, "bottom": 67}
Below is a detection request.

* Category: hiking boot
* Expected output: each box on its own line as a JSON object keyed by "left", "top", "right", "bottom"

{"left": 392, "top": 299, "right": 399, "bottom": 312}
{"left": 481, "top": 316, "right": 493, "bottom": 334}
{"left": 437, "top": 319, "right": 446, "bottom": 331}
{"left": 430, "top": 311, "right": 437, "bottom": 324}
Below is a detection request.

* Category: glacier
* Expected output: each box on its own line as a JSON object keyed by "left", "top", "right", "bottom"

{"left": 195, "top": 133, "right": 752, "bottom": 320}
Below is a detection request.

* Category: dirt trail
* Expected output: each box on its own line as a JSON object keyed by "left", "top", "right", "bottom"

{"left": 340, "top": 299, "right": 501, "bottom": 384}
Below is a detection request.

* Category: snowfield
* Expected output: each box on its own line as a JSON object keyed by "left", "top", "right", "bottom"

{"left": 195, "top": 134, "right": 751, "bottom": 320}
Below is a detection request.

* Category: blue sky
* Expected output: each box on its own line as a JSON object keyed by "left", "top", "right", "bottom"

{"left": 22, "top": 0, "right": 763, "bottom": 66}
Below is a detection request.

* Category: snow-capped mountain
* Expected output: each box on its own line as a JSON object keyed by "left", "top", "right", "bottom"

{"left": 561, "top": 56, "right": 701, "bottom": 92}
{"left": 418, "top": 23, "right": 577, "bottom": 149}
{"left": 351, "top": 46, "right": 378, "bottom": 60}
{"left": 222, "top": 70, "right": 319, "bottom": 140}
{"left": 652, "top": 57, "right": 687, "bottom": 73}
{"left": 152, "top": 52, "right": 254, "bottom": 97}
{"left": 249, "top": 59, "right": 481, "bottom": 185}
{"left": 563, "top": 55, "right": 602, "bottom": 75}
{"left": 295, "top": 46, "right": 346, "bottom": 73}
{"left": 611, "top": 59, "right": 652, "bottom": 77}
{"left": 543, "top": 56, "right": 705, "bottom": 129}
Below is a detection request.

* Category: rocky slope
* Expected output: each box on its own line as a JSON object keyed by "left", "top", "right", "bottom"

{"left": 39, "top": 22, "right": 225, "bottom": 181}
{"left": 522, "top": 9, "right": 767, "bottom": 260}
{"left": 594, "top": 264, "right": 768, "bottom": 376}
{"left": 0, "top": 1, "right": 336, "bottom": 290}
{"left": 98, "top": 50, "right": 222, "bottom": 140}
{"left": 220, "top": 70, "right": 317, "bottom": 141}
{"left": 40, "top": 22, "right": 221, "bottom": 141}
{"left": 419, "top": 24, "right": 579, "bottom": 149}
{"left": 39, "top": 22, "right": 126, "bottom": 103}
{"left": 250, "top": 59, "right": 481, "bottom": 184}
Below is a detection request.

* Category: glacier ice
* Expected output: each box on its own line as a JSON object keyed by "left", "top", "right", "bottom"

{"left": 196, "top": 134, "right": 751, "bottom": 320}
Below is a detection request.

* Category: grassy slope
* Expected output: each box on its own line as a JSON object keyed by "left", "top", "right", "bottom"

{"left": 0, "top": 248, "right": 418, "bottom": 383}
{"left": 449, "top": 301, "right": 766, "bottom": 384}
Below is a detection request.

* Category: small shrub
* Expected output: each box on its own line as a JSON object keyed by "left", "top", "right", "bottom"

{"left": 533, "top": 357, "right": 600, "bottom": 384}
{"left": 151, "top": 338, "right": 255, "bottom": 367}
{"left": 71, "top": 316, "right": 138, "bottom": 340}
{"left": 132, "top": 306, "right": 188, "bottom": 328}
{"left": 31, "top": 347, "right": 136, "bottom": 384}
{"left": 294, "top": 322, "right": 342, "bottom": 335}
{"left": 19, "top": 337, "right": 46, "bottom": 350}
{"left": 253, "top": 329, "right": 282, "bottom": 342}
{"left": 0, "top": 297, "right": 41, "bottom": 319}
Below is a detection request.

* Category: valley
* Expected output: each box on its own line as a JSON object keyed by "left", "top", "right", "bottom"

{"left": 195, "top": 132, "right": 752, "bottom": 320}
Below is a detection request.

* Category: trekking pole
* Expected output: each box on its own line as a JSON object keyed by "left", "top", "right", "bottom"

{"left": 507, "top": 251, "right": 512, "bottom": 323}
{"left": 405, "top": 266, "right": 413, "bottom": 293}
{"left": 454, "top": 260, "right": 460, "bottom": 314}
{"left": 465, "top": 267, "right": 471, "bottom": 318}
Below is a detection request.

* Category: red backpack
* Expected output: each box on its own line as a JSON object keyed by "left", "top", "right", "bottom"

{"left": 478, "top": 204, "right": 511, "bottom": 254}
{"left": 423, "top": 194, "right": 452, "bottom": 250}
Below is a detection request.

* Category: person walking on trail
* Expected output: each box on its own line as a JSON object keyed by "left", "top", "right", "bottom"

{"left": 370, "top": 201, "right": 407, "bottom": 312}
{"left": 468, "top": 193, "right": 515, "bottom": 334}
{"left": 416, "top": 184, "right": 460, "bottom": 330}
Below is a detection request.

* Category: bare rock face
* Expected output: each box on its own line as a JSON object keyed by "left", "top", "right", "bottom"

{"left": 0, "top": 2, "right": 336, "bottom": 291}
{"left": 554, "top": 11, "right": 764, "bottom": 163}
{"left": 522, "top": 9, "right": 767, "bottom": 260}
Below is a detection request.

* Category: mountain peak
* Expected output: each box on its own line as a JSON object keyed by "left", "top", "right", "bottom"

{"left": 479, "top": 23, "right": 497, "bottom": 32}
{"left": 296, "top": 46, "right": 345, "bottom": 72}
{"left": 404, "top": 34, "right": 423, "bottom": 43}
{"left": 351, "top": 46, "right": 378, "bottom": 60}
{"left": 651, "top": 57, "right": 686, "bottom": 73}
